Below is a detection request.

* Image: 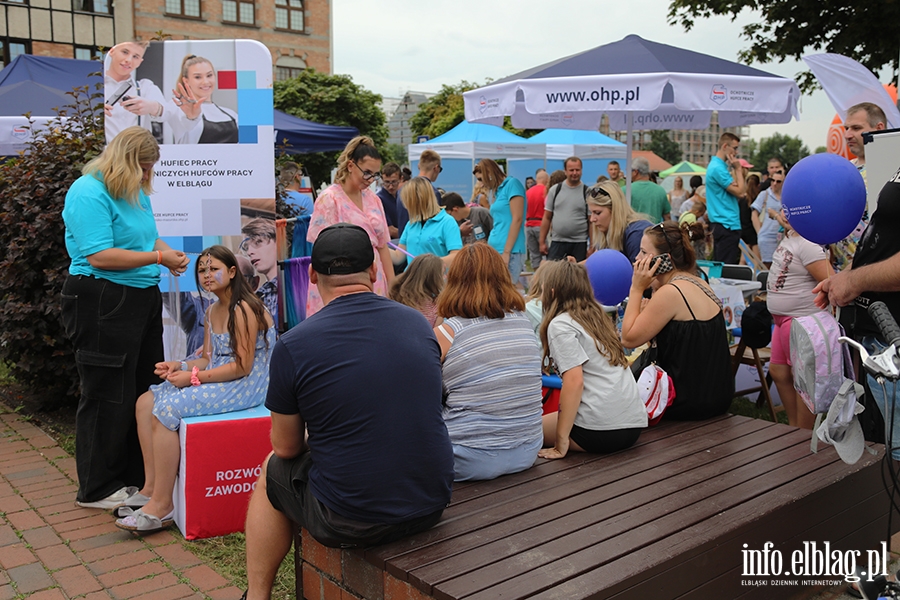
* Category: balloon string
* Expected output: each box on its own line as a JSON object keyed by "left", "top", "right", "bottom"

{"left": 388, "top": 241, "right": 416, "bottom": 259}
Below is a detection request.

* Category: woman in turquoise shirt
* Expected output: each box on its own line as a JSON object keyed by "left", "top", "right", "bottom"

{"left": 398, "top": 177, "right": 462, "bottom": 265}
{"left": 475, "top": 159, "right": 526, "bottom": 281}
{"left": 61, "top": 127, "right": 189, "bottom": 510}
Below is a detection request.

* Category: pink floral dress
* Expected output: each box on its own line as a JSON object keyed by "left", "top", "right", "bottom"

{"left": 306, "top": 183, "right": 390, "bottom": 316}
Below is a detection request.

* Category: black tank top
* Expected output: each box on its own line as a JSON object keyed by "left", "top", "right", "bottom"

{"left": 655, "top": 276, "right": 734, "bottom": 420}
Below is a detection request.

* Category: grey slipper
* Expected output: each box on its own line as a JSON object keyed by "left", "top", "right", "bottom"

{"left": 112, "top": 492, "right": 151, "bottom": 517}
{"left": 115, "top": 508, "right": 175, "bottom": 534}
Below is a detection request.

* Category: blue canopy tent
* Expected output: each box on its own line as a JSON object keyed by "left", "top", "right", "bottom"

{"left": 0, "top": 55, "right": 358, "bottom": 156}
{"left": 0, "top": 54, "right": 103, "bottom": 114}
{"left": 273, "top": 110, "right": 358, "bottom": 154}
{"left": 514, "top": 128, "right": 626, "bottom": 183}
{"left": 0, "top": 55, "right": 103, "bottom": 155}
{"left": 407, "top": 120, "right": 545, "bottom": 199}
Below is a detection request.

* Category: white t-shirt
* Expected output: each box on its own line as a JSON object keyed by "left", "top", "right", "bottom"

{"left": 766, "top": 233, "right": 828, "bottom": 317}
{"left": 547, "top": 313, "right": 647, "bottom": 431}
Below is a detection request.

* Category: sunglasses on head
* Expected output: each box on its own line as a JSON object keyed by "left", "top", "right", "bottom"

{"left": 652, "top": 221, "right": 676, "bottom": 255}
{"left": 588, "top": 186, "right": 611, "bottom": 199}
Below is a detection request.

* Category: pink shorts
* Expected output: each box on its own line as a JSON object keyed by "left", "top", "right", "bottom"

{"left": 770, "top": 315, "right": 792, "bottom": 366}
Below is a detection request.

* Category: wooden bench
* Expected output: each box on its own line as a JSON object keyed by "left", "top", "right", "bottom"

{"left": 294, "top": 414, "right": 895, "bottom": 599}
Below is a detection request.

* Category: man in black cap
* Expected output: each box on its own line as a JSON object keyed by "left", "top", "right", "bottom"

{"left": 243, "top": 223, "right": 454, "bottom": 599}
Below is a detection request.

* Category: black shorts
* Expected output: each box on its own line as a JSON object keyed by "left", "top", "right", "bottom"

{"left": 265, "top": 452, "right": 444, "bottom": 548}
{"left": 568, "top": 426, "right": 642, "bottom": 454}
{"left": 548, "top": 241, "right": 588, "bottom": 262}
{"left": 710, "top": 222, "right": 742, "bottom": 265}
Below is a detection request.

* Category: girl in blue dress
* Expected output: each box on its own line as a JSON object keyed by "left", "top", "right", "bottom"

{"left": 115, "top": 245, "right": 275, "bottom": 533}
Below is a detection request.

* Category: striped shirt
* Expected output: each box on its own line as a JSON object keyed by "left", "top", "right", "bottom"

{"left": 441, "top": 313, "right": 543, "bottom": 450}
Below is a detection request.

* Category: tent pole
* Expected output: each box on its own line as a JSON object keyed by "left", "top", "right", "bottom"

{"left": 625, "top": 113, "right": 633, "bottom": 204}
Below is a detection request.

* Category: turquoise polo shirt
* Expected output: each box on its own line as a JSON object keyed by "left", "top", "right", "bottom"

{"left": 399, "top": 208, "right": 463, "bottom": 259}
{"left": 705, "top": 156, "right": 741, "bottom": 231}
{"left": 63, "top": 173, "right": 162, "bottom": 288}
{"left": 488, "top": 177, "right": 527, "bottom": 255}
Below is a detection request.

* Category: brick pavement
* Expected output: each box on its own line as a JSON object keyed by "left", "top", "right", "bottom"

{"left": 0, "top": 408, "right": 243, "bottom": 600}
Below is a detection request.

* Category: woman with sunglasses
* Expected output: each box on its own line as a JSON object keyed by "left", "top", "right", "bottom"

{"left": 586, "top": 181, "right": 654, "bottom": 262}
{"left": 621, "top": 221, "right": 734, "bottom": 420}
{"left": 306, "top": 136, "right": 393, "bottom": 316}
{"left": 473, "top": 159, "right": 527, "bottom": 282}
{"left": 751, "top": 170, "right": 785, "bottom": 268}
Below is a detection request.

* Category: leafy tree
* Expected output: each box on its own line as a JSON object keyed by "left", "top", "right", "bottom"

{"left": 0, "top": 83, "right": 106, "bottom": 405}
{"left": 740, "top": 138, "right": 758, "bottom": 166}
{"left": 274, "top": 69, "right": 388, "bottom": 187}
{"left": 382, "top": 143, "right": 408, "bottom": 166}
{"left": 815, "top": 146, "right": 828, "bottom": 154}
{"left": 667, "top": 0, "right": 900, "bottom": 93}
{"left": 410, "top": 81, "right": 540, "bottom": 140}
{"left": 409, "top": 81, "right": 478, "bottom": 139}
{"left": 648, "top": 130, "right": 683, "bottom": 165}
{"left": 750, "top": 133, "right": 810, "bottom": 169}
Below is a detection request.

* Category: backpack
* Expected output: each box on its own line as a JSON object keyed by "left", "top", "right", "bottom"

{"left": 790, "top": 311, "right": 869, "bottom": 458}
{"left": 789, "top": 311, "right": 855, "bottom": 415}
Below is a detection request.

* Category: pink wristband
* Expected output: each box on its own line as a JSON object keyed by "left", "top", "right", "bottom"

{"left": 190, "top": 366, "right": 201, "bottom": 387}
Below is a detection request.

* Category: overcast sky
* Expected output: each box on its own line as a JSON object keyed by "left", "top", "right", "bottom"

{"left": 331, "top": 0, "right": 894, "bottom": 153}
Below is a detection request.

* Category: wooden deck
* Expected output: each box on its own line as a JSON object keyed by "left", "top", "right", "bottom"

{"left": 296, "top": 414, "right": 897, "bottom": 600}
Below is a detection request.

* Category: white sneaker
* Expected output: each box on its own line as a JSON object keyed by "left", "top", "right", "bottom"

{"left": 76, "top": 486, "right": 139, "bottom": 510}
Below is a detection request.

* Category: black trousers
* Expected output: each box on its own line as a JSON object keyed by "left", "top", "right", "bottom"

{"left": 710, "top": 222, "right": 742, "bottom": 264}
{"left": 547, "top": 241, "right": 588, "bottom": 262}
{"left": 61, "top": 275, "right": 163, "bottom": 502}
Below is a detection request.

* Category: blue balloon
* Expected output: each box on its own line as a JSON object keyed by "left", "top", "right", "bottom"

{"left": 781, "top": 153, "right": 867, "bottom": 245}
{"left": 584, "top": 249, "right": 633, "bottom": 306}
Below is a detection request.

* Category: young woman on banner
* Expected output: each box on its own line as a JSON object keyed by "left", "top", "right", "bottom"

{"left": 305, "top": 136, "right": 393, "bottom": 317}
{"left": 538, "top": 261, "right": 646, "bottom": 459}
{"left": 61, "top": 126, "right": 190, "bottom": 509}
{"left": 114, "top": 245, "right": 275, "bottom": 533}
{"left": 170, "top": 54, "right": 239, "bottom": 144}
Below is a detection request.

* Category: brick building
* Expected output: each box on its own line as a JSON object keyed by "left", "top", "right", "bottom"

{"left": 0, "top": 0, "right": 331, "bottom": 79}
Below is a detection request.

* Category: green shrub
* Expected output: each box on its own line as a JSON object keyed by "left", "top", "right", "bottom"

{"left": 0, "top": 82, "right": 105, "bottom": 406}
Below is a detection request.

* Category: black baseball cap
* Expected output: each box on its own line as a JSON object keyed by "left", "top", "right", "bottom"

{"left": 311, "top": 223, "right": 375, "bottom": 275}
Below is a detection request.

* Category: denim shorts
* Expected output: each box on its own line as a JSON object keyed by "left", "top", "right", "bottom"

{"left": 861, "top": 336, "right": 900, "bottom": 460}
{"left": 451, "top": 436, "right": 541, "bottom": 482}
{"left": 507, "top": 252, "right": 526, "bottom": 283}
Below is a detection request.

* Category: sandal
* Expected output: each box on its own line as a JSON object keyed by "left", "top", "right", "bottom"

{"left": 112, "top": 492, "right": 151, "bottom": 518}
{"left": 115, "top": 508, "right": 175, "bottom": 534}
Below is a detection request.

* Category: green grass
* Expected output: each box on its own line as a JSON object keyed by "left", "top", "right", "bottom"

{"left": 182, "top": 532, "right": 296, "bottom": 599}
{"left": 729, "top": 396, "right": 790, "bottom": 425}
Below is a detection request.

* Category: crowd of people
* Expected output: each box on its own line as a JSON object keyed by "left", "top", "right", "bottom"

{"left": 61, "top": 100, "right": 900, "bottom": 598}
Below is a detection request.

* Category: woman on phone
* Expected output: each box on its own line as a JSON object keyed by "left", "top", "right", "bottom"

{"left": 621, "top": 221, "right": 733, "bottom": 420}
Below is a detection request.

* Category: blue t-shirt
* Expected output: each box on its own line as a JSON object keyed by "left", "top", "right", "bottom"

{"left": 284, "top": 190, "right": 314, "bottom": 216}
{"left": 265, "top": 293, "right": 454, "bottom": 524}
{"left": 705, "top": 156, "right": 741, "bottom": 231}
{"left": 63, "top": 173, "right": 161, "bottom": 288}
{"left": 623, "top": 219, "right": 653, "bottom": 262}
{"left": 488, "top": 177, "right": 527, "bottom": 255}
{"left": 399, "top": 209, "right": 463, "bottom": 259}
